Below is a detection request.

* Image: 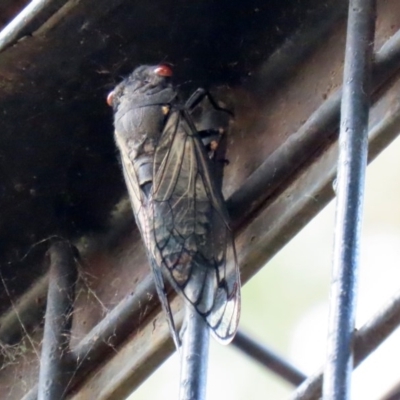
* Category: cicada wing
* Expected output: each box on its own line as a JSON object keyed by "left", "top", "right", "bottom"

{"left": 115, "top": 132, "right": 182, "bottom": 349}
{"left": 116, "top": 138, "right": 155, "bottom": 248}
{"left": 150, "top": 258, "right": 181, "bottom": 350}
{"left": 114, "top": 133, "right": 144, "bottom": 216}
{"left": 151, "top": 110, "right": 240, "bottom": 344}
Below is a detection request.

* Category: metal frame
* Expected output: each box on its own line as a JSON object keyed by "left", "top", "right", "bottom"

{"left": 1, "top": 1, "right": 400, "bottom": 399}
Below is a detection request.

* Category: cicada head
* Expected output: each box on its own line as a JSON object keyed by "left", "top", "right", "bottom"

{"left": 107, "top": 64, "right": 174, "bottom": 109}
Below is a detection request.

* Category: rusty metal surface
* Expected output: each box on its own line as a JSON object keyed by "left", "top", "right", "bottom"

{"left": 1, "top": 0, "right": 400, "bottom": 399}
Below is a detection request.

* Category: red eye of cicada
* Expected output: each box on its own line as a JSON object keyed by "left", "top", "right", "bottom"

{"left": 154, "top": 64, "right": 173, "bottom": 77}
{"left": 106, "top": 91, "right": 114, "bottom": 107}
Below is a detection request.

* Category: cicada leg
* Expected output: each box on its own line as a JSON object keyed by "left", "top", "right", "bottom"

{"left": 185, "top": 88, "right": 233, "bottom": 159}
{"left": 185, "top": 88, "right": 233, "bottom": 117}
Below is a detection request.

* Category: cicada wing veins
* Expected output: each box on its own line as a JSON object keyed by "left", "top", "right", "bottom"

{"left": 151, "top": 109, "right": 240, "bottom": 343}
{"left": 115, "top": 131, "right": 182, "bottom": 348}
{"left": 150, "top": 258, "right": 181, "bottom": 350}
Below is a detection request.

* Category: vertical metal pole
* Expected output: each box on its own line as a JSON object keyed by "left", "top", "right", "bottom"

{"left": 38, "top": 241, "right": 77, "bottom": 400}
{"left": 179, "top": 304, "right": 210, "bottom": 400}
{"left": 323, "top": 1, "right": 376, "bottom": 400}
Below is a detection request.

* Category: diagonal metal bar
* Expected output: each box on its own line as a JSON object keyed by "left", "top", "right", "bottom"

{"left": 38, "top": 241, "right": 77, "bottom": 400}
{"left": 0, "top": 275, "right": 48, "bottom": 346}
{"left": 379, "top": 381, "right": 400, "bottom": 400}
{"left": 0, "top": 0, "right": 69, "bottom": 53}
{"left": 232, "top": 330, "right": 306, "bottom": 386}
{"left": 323, "top": 1, "right": 376, "bottom": 399}
{"left": 290, "top": 286, "right": 400, "bottom": 400}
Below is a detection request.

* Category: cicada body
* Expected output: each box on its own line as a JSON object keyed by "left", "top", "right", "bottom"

{"left": 108, "top": 64, "right": 240, "bottom": 346}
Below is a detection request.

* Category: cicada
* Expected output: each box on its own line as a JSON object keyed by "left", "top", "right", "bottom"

{"left": 107, "top": 64, "right": 240, "bottom": 347}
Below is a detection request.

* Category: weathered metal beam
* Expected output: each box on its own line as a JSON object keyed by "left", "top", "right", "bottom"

{"left": 1, "top": 1, "right": 400, "bottom": 398}
{"left": 228, "top": 16, "right": 400, "bottom": 233}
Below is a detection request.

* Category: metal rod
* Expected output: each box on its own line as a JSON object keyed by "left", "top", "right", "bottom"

{"left": 232, "top": 330, "right": 306, "bottom": 386}
{"left": 38, "top": 241, "right": 77, "bottom": 400}
{"left": 291, "top": 287, "right": 400, "bottom": 400}
{"left": 323, "top": 1, "right": 376, "bottom": 399}
{"left": 0, "top": 0, "right": 68, "bottom": 53}
{"left": 179, "top": 304, "right": 210, "bottom": 400}
{"left": 21, "top": 275, "right": 162, "bottom": 400}
{"left": 0, "top": 274, "right": 48, "bottom": 345}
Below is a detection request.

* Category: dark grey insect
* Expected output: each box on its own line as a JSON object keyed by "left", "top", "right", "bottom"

{"left": 107, "top": 64, "right": 240, "bottom": 347}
